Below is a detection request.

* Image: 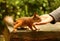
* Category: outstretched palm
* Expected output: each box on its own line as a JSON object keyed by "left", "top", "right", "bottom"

{"left": 33, "top": 14, "right": 53, "bottom": 25}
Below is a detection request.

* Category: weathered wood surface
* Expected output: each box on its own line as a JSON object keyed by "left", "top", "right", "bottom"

{"left": 3, "top": 22, "right": 60, "bottom": 41}
{"left": 9, "top": 31, "right": 60, "bottom": 41}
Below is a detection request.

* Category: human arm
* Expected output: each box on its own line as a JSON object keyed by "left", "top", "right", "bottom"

{"left": 33, "top": 7, "right": 60, "bottom": 25}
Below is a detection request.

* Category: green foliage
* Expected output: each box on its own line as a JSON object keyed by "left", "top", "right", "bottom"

{"left": 0, "top": 0, "right": 60, "bottom": 20}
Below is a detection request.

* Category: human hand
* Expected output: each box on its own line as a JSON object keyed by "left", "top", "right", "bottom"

{"left": 33, "top": 14, "right": 53, "bottom": 25}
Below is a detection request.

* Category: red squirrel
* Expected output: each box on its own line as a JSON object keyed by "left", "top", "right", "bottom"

{"left": 13, "top": 12, "right": 41, "bottom": 31}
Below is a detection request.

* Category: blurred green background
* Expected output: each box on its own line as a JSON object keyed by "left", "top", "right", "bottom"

{"left": 0, "top": 0, "right": 60, "bottom": 19}
{"left": 0, "top": 0, "right": 60, "bottom": 34}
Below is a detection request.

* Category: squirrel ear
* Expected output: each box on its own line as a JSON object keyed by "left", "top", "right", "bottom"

{"left": 34, "top": 12, "right": 37, "bottom": 17}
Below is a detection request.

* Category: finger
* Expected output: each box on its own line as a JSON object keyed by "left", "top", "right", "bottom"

{"left": 33, "top": 20, "right": 48, "bottom": 25}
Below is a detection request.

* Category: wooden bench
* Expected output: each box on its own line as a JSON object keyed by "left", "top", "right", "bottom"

{"left": 3, "top": 16, "right": 60, "bottom": 41}
{"left": 3, "top": 27, "right": 60, "bottom": 41}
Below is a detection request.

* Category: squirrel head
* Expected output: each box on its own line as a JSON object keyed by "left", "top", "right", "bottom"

{"left": 33, "top": 12, "right": 41, "bottom": 22}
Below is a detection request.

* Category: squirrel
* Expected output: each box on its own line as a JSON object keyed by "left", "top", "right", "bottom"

{"left": 13, "top": 12, "right": 41, "bottom": 32}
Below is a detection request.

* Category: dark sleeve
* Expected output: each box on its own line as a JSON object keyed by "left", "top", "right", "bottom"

{"left": 49, "top": 7, "right": 60, "bottom": 24}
